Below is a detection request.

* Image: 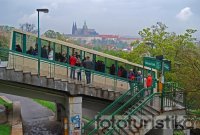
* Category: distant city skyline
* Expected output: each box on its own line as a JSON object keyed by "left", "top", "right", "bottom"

{"left": 0, "top": 0, "right": 199, "bottom": 38}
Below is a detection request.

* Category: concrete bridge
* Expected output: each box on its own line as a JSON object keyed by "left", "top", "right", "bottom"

{"left": 0, "top": 61, "right": 123, "bottom": 134}
{"left": 0, "top": 61, "right": 186, "bottom": 135}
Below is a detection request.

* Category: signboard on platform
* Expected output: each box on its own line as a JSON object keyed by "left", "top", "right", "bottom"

{"left": 143, "top": 57, "right": 171, "bottom": 71}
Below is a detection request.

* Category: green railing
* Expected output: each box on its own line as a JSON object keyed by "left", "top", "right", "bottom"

{"left": 82, "top": 86, "right": 153, "bottom": 135}
{"left": 161, "top": 82, "right": 186, "bottom": 111}
{"left": 105, "top": 92, "right": 159, "bottom": 135}
{"left": 82, "top": 83, "right": 140, "bottom": 134}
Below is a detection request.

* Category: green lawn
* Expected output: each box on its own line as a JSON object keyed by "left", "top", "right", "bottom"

{"left": 173, "top": 130, "right": 184, "bottom": 135}
{"left": 0, "top": 98, "right": 12, "bottom": 135}
{"left": 0, "top": 98, "right": 12, "bottom": 111}
{"left": 190, "top": 109, "right": 200, "bottom": 115}
{"left": 33, "top": 99, "right": 56, "bottom": 112}
{"left": 33, "top": 99, "right": 91, "bottom": 122}
{"left": 0, "top": 124, "right": 11, "bottom": 135}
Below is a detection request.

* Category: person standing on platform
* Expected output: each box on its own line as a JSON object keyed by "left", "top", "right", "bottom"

{"left": 76, "top": 55, "right": 82, "bottom": 81}
{"left": 83, "top": 56, "right": 94, "bottom": 84}
{"left": 146, "top": 74, "right": 153, "bottom": 88}
{"left": 48, "top": 48, "right": 54, "bottom": 60}
{"left": 146, "top": 74, "right": 153, "bottom": 95}
{"left": 41, "top": 45, "right": 48, "bottom": 59}
{"left": 70, "top": 54, "right": 77, "bottom": 79}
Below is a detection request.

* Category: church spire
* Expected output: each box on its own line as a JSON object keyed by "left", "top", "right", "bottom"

{"left": 72, "top": 22, "right": 75, "bottom": 35}
{"left": 74, "top": 22, "right": 77, "bottom": 31}
{"left": 83, "top": 21, "right": 88, "bottom": 30}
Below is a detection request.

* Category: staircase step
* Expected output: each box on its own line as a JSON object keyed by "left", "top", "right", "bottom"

{"left": 145, "top": 105, "right": 160, "bottom": 114}
{"left": 142, "top": 106, "right": 159, "bottom": 117}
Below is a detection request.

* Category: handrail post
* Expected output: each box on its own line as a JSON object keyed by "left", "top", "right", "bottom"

{"left": 37, "top": 11, "right": 41, "bottom": 77}
{"left": 161, "top": 83, "right": 164, "bottom": 112}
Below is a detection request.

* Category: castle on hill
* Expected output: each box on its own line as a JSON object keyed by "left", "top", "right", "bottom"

{"left": 72, "top": 21, "right": 98, "bottom": 36}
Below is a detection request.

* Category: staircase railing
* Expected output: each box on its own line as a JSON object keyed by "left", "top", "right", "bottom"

{"left": 105, "top": 92, "right": 160, "bottom": 135}
{"left": 161, "top": 82, "right": 186, "bottom": 112}
{"left": 81, "top": 83, "right": 141, "bottom": 134}
{"left": 83, "top": 86, "right": 153, "bottom": 135}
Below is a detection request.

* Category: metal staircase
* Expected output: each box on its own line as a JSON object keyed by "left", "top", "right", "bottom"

{"left": 82, "top": 82, "right": 186, "bottom": 135}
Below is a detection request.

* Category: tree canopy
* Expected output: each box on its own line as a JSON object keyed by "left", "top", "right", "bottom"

{"left": 129, "top": 22, "right": 199, "bottom": 92}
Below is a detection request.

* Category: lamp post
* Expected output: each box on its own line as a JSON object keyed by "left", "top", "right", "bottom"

{"left": 36, "top": 8, "right": 49, "bottom": 76}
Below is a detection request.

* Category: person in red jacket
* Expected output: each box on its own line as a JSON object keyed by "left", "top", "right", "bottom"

{"left": 70, "top": 54, "right": 77, "bottom": 79}
{"left": 146, "top": 74, "right": 153, "bottom": 88}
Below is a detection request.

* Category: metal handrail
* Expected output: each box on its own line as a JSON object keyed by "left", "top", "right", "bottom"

{"left": 87, "top": 86, "right": 153, "bottom": 135}
{"left": 105, "top": 92, "right": 159, "bottom": 135}
{"left": 82, "top": 83, "right": 139, "bottom": 132}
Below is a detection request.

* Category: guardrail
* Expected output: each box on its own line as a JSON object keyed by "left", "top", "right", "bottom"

{"left": 105, "top": 92, "right": 159, "bottom": 135}
{"left": 161, "top": 82, "right": 186, "bottom": 111}
{"left": 82, "top": 83, "right": 140, "bottom": 134}
{"left": 82, "top": 86, "right": 154, "bottom": 135}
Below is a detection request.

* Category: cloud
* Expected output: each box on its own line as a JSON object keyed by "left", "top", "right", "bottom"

{"left": 176, "top": 7, "right": 193, "bottom": 21}
{"left": 18, "top": 11, "right": 51, "bottom": 25}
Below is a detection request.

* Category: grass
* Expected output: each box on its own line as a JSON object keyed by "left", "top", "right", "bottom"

{"left": 0, "top": 124, "right": 11, "bottom": 135}
{"left": 33, "top": 99, "right": 56, "bottom": 112}
{"left": 0, "top": 98, "right": 12, "bottom": 111}
{"left": 0, "top": 98, "right": 12, "bottom": 135}
{"left": 190, "top": 109, "right": 200, "bottom": 115}
{"left": 173, "top": 130, "right": 185, "bottom": 135}
{"left": 33, "top": 99, "right": 92, "bottom": 123}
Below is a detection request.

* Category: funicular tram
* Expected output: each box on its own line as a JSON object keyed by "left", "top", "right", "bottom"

{"left": 8, "top": 29, "right": 157, "bottom": 91}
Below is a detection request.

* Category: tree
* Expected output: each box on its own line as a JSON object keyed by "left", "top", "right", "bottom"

{"left": 19, "top": 23, "right": 37, "bottom": 34}
{"left": 0, "top": 33, "right": 9, "bottom": 60}
{"left": 129, "top": 22, "right": 200, "bottom": 91}
{"left": 44, "top": 30, "right": 66, "bottom": 41}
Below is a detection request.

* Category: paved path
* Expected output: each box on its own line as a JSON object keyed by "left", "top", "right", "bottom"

{"left": 0, "top": 93, "right": 62, "bottom": 135}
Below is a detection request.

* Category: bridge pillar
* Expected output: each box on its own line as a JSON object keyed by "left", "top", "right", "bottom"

{"left": 64, "top": 96, "right": 82, "bottom": 135}
{"left": 56, "top": 103, "right": 64, "bottom": 122}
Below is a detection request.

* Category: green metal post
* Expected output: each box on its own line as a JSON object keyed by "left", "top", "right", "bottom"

{"left": 53, "top": 42, "right": 55, "bottom": 61}
{"left": 67, "top": 46, "right": 69, "bottom": 63}
{"left": 115, "top": 60, "right": 118, "bottom": 75}
{"left": 93, "top": 54, "right": 96, "bottom": 63}
{"left": 37, "top": 11, "right": 41, "bottom": 77}
{"left": 61, "top": 44, "right": 63, "bottom": 56}
{"left": 80, "top": 50, "right": 83, "bottom": 60}
{"left": 104, "top": 57, "right": 107, "bottom": 73}
{"left": 104, "top": 57, "right": 107, "bottom": 85}
{"left": 161, "top": 60, "right": 164, "bottom": 112}
{"left": 114, "top": 60, "right": 118, "bottom": 90}
{"left": 83, "top": 51, "right": 85, "bottom": 59}
{"left": 22, "top": 34, "right": 26, "bottom": 53}
{"left": 12, "top": 32, "right": 16, "bottom": 50}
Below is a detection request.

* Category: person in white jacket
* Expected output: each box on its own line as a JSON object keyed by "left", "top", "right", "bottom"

{"left": 48, "top": 48, "right": 54, "bottom": 60}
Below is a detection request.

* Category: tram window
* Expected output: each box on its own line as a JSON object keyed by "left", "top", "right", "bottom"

{"left": 61, "top": 45, "right": 67, "bottom": 62}
{"left": 106, "top": 59, "right": 115, "bottom": 75}
{"left": 48, "top": 42, "right": 54, "bottom": 60}
{"left": 117, "top": 62, "right": 127, "bottom": 78}
{"left": 15, "top": 33, "right": 23, "bottom": 52}
{"left": 84, "top": 52, "right": 93, "bottom": 62}
{"left": 74, "top": 48, "right": 81, "bottom": 58}
{"left": 55, "top": 43, "right": 62, "bottom": 62}
{"left": 26, "top": 35, "right": 37, "bottom": 56}
{"left": 40, "top": 39, "right": 49, "bottom": 59}
{"left": 95, "top": 55, "right": 105, "bottom": 72}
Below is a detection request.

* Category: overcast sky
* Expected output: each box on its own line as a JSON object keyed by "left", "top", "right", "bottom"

{"left": 0, "top": 0, "right": 199, "bottom": 38}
